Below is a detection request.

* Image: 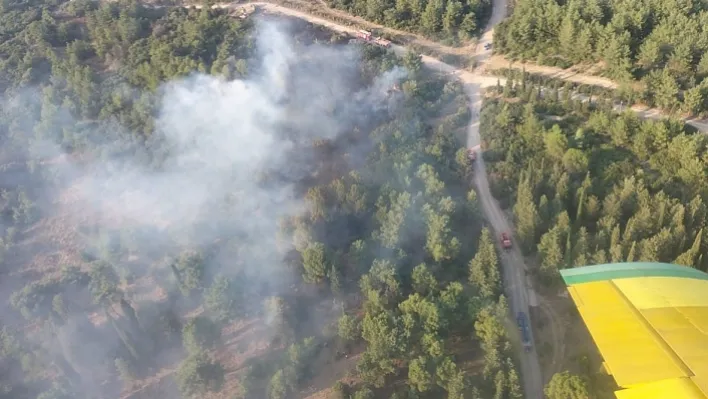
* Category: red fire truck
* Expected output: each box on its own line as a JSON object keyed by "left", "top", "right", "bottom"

{"left": 500, "top": 232, "right": 512, "bottom": 249}
{"left": 355, "top": 30, "right": 392, "bottom": 48}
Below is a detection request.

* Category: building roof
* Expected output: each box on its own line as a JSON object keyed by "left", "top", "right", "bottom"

{"left": 560, "top": 263, "right": 708, "bottom": 399}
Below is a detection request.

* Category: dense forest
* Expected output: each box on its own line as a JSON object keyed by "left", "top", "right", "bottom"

{"left": 481, "top": 74, "right": 708, "bottom": 285}
{"left": 0, "top": 0, "right": 523, "bottom": 398}
{"left": 324, "top": 0, "right": 491, "bottom": 45}
{"left": 493, "top": 0, "right": 708, "bottom": 115}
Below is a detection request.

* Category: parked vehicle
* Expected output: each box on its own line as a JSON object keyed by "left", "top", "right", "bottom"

{"left": 356, "top": 29, "right": 372, "bottom": 40}
{"left": 354, "top": 30, "right": 392, "bottom": 48}
{"left": 500, "top": 232, "right": 512, "bottom": 249}
{"left": 517, "top": 312, "right": 532, "bottom": 352}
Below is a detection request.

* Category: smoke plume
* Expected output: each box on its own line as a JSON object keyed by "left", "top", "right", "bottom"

{"left": 0, "top": 16, "right": 408, "bottom": 398}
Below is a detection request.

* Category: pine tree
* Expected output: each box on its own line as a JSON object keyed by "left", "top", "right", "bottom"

{"left": 507, "top": 365, "right": 523, "bottom": 398}
{"left": 513, "top": 177, "right": 540, "bottom": 253}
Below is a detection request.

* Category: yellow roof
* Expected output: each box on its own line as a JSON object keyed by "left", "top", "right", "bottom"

{"left": 561, "top": 263, "right": 708, "bottom": 399}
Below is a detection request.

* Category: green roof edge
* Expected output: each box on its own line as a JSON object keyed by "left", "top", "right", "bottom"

{"left": 559, "top": 262, "right": 708, "bottom": 285}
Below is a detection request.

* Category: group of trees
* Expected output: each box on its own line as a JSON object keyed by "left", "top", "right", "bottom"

{"left": 0, "top": 0, "right": 528, "bottom": 398}
{"left": 481, "top": 74, "right": 708, "bottom": 285}
{"left": 1, "top": 0, "right": 252, "bottom": 142}
{"left": 325, "top": 0, "right": 491, "bottom": 44}
{"left": 494, "top": 0, "right": 708, "bottom": 115}
{"left": 259, "top": 47, "right": 532, "bottom": 397}
{"left": 0, "top": 1, "right": 262, "bottom": 395}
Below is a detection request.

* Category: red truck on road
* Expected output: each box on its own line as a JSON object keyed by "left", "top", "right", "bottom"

{"left": 500, "top": 232, "right": 512, "bottom": 249}
{"left": 354, "top": 30, "right": 391, "bottom": 48}
{"left": 356, "top": 29, "right": 373, "bottom": 40}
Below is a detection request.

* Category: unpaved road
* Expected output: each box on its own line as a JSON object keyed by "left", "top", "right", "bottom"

{"left": 197, "top": 1, "right": 708, "bottom": 131}
{"left": 463, "top": 0, "right": 546, "bottom": 398}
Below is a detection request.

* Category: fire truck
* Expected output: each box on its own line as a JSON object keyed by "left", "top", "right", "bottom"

{"left": 500, "top": 232, "right": 512, "bottom": 249}
{"left": 356, "top": 29, "right": 373, "bottom": 40}
{"left": 355, "top": 29, "right": 392, "bottom": 48}
{"left": 373, "top": 37, "right": 391, "bottom": 48}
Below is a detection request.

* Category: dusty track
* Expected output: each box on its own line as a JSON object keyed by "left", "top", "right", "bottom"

{"left": 539, "top": 297, "right": 565, "bottom": 377}
{"left": 190, "top": 1, "right": 708, "bottom": 131}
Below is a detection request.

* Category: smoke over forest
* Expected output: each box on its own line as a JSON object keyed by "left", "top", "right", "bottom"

{"left": 0, "top": 16, "right": 409, "bottom": 399}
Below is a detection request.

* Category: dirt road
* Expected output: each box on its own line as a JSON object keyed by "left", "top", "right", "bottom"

{"left": 192, "top": 1, "right": 708, "bottom": 132}
{"left": 463, "top": 0, "right": 546, "bottom": 398}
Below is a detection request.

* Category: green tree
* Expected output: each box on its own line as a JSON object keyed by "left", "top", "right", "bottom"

{"left": 538, "top": 227, "right": 564, "bottom": 278}
{"left": 507, "top": 361, "right": 523, "bottom": 398}
{"left": 338, "top": 313, "right": 360, "bottom": 342}
{"left": 544, "top": 371, "right": 589, "bottom": 399}
{"left": 204, "top": 275, "right": 239, "bottom": 323}
{"left": 412, "top": 263, "right": 438, "bottom": 296}
{"left": 88, "top": 261, "right": 120, "bottom": 305}
{"left": 302, "top": 242, "right": 328, "bottom": 284}
{"left": 544, "top": 125, "right": 568, "bottom": 161}
{"left": 421, "top": 0, "right": 444, "bottom": 34}
{"left": 408, "top": 356, "right": 433, "bottom": 392}
{"left": 403, "top": 51, "right": 423, "bottom": 75}
{"left": 423, "top": 205, "right": 460, "bottom": 263}
{"left": 468, "top": 228, "right": 501, "bottom": 298}
{"left": 682, "top": 86, "right": 705, "bottom": 116}
{"left": 182, "top": 316, "right": 222, "bottom": 354}
{"left": 172, "top": 251, "right": 205, "bottom": 295}
{"left": 562, "top": 149, "right": 589, "bottom": 174}
{"left": 443, "top": 1, "right": 463, "bottom": 36}
{"left": 513, "top": 177, "right": 540, "bottom": 252}
{"left": 268, "top": 369, "right": 288, "bottom": 399}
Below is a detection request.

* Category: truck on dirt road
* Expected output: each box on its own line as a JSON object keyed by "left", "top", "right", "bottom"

{"left": 356, "top": 29, "right": 372, "bottom": 40}
{"left": 500, "top": 232, "right": 512, "bottom": 249}
{"left": 354, "top": 29, "right": 392, "bottom": 48}
{"left": 468, "top": 148, "right": 477, "bottom": 162}
{"left": 517, "top": 312, "right": 532, "bottom": 352}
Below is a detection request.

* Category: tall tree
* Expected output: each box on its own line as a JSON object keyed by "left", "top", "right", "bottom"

{"left": 468, "top": 228, "right": 501, "bottom": 298}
